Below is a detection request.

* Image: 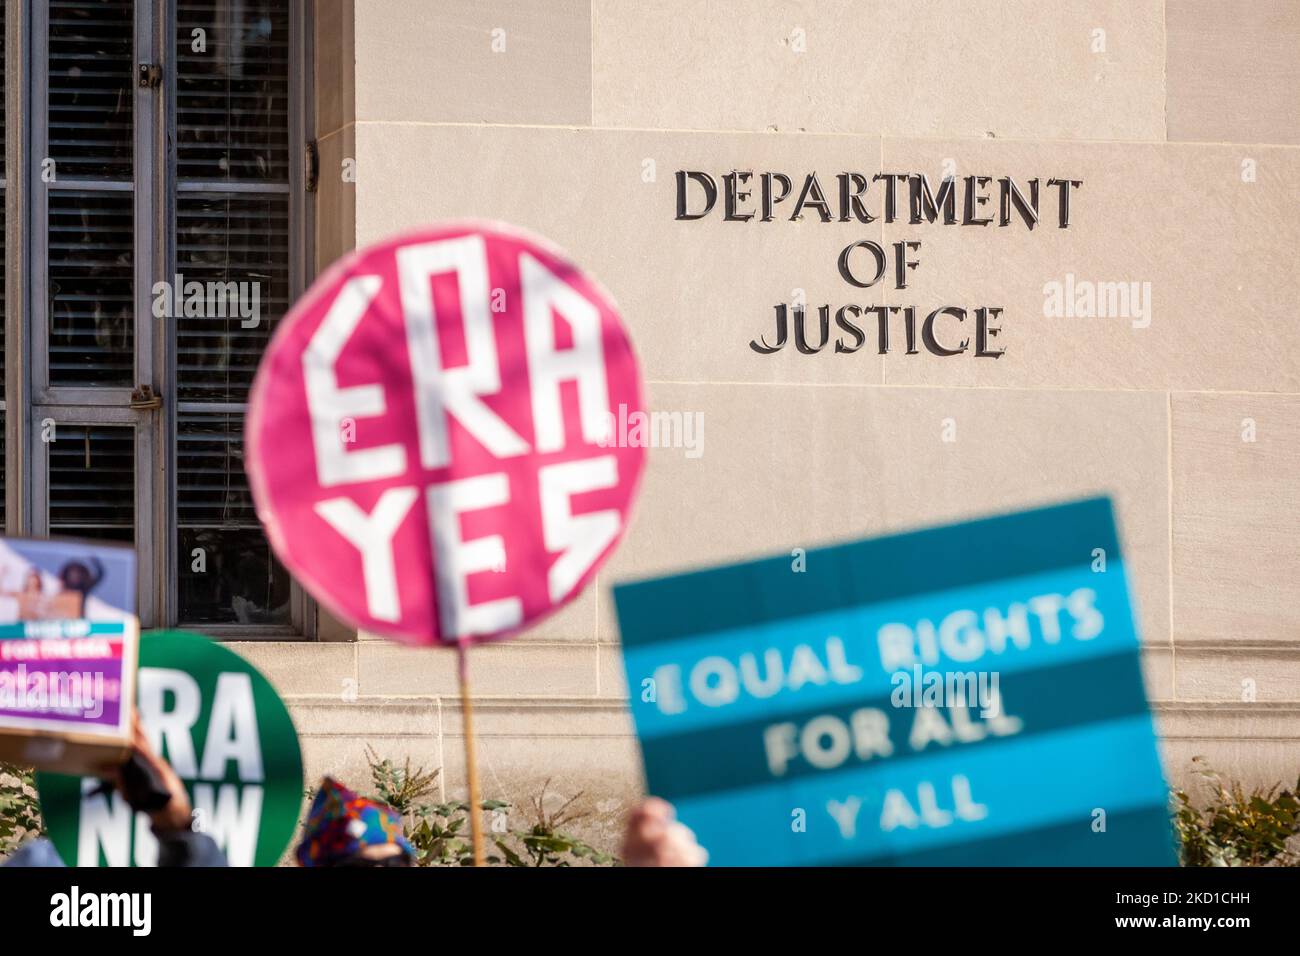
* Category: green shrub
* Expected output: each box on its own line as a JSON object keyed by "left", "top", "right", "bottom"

{"left": 1174, "top": 757, "right": 1300, "bottom": 867}
{"left": 0, "top": 764, "right": 44, "bottom": 859}
{"left": 364, "top": 747, "right": 617, "bottom": 867}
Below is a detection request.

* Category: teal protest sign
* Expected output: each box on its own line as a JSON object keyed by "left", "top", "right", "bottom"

{"left": 614, "top": 497, "right": 1176, "bottom": 866}
{"left": 38, "top": 630, "right": 303, "bottom": 867}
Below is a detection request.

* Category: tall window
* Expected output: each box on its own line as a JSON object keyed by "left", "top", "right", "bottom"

{"left": 6, "top": 0, "right": 312, "bottom": 634}
{"left": 1, "top": 2, "right": 7, "bottom": 534}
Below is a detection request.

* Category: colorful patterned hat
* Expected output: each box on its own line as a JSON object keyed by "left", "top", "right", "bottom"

{"left": 296, "top": 777, "right": 414, "bottom": 867}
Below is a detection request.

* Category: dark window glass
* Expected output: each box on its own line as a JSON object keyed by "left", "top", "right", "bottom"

{"left": 176, "top": 0, "right": 290, "bottom": 182}
{"left": 48, "top": 0, "right": 134, "bottom": 181}
{"left": 177, "top": 411, "right": 289, "bottom": 624}
{"left": 46, "top": 0, "right": 135, "bottom": 387}
{"left": 174, "top": 0, "right": 292, "bottom": 626}
{"left": 48, "top": 191, "right": 135, "bottom": 385}
{"left": 48, "top": 424, "right": 135, "bottom": 543}
{"left": 175, "top": 192, "right": 289, "bottom": 403}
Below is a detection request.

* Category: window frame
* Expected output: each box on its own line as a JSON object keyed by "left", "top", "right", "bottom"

{"left": 4, "top": 0, "right": 317, "bottom": 638}
{"left": 32, "top": 408, "right": 154, "bottom": 553}
{"left": 32, "top": 0, "right": 155, "bottom": 406}
{"left": 4, "top": 0, "right": 30, "bottom": 537}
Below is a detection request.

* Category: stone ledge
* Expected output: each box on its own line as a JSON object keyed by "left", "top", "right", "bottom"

{"left": 286, "top": 696, "right": 636, "bottom": 740}
{"left": 1173, "top": 645, "right": 1300, "bottom": 703}
{"left": 1171, "top": 639, "right": 1300, "bottom": 650}
{"left": 1155, "top": 702, "right": 1300, "bottom": 740}
{"left": 285, "top": 696, "right": 1300, "bottom": 740}
{"left": 355, "top": 641, "right": 599, "bottom": 697}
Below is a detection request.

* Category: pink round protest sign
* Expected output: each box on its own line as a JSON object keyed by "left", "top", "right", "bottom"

{"left": 246, "top": 221, "right": 646, "bottom": 646}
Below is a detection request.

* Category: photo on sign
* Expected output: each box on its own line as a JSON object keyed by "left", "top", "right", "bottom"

{"left": 0, "top": 537, "right": 135, "bottom": 626}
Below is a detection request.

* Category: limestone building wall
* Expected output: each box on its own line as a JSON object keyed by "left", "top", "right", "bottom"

{"left": 236, "top": 1, "right": 1300, "bottom": 851}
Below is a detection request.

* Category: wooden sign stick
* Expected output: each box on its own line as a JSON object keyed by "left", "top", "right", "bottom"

{"left": 457, "top": 641, "right": 486, "bottom": 867}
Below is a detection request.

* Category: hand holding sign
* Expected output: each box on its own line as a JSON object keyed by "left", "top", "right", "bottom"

{"left": 39, "top": 630, "right": 303, "bottom": 868}
{"left": 246, "top": 221, "right": 646, "bottom": 645}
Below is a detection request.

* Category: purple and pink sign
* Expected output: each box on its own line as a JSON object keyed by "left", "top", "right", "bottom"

{"left": 0, "top": 624, "right": 134, "bottom": 737}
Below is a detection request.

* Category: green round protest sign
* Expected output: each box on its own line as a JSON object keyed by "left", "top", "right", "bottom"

{"left": 38, "top": 630, "right": 303, "bottom": 867}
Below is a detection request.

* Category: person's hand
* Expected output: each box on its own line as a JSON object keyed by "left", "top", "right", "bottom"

{"left": 622, "top": 797, "right": 708, "bottom": 867}
{"left": 116, "top": 712, "right": 195, "bottom": 834}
